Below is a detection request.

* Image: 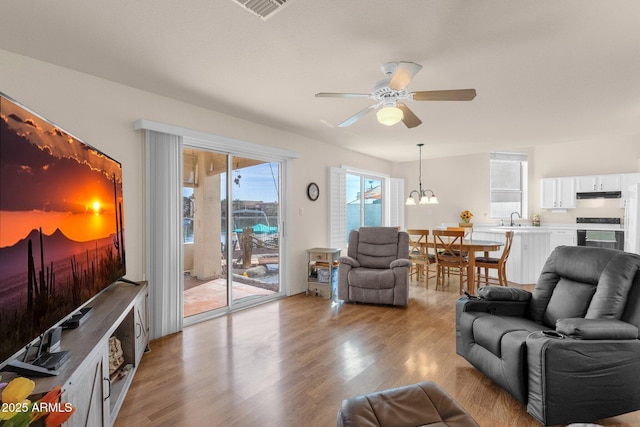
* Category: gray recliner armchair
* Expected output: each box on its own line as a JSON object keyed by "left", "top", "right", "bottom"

{"left": 456, "top": 246, "right": 640, "bottom": 425}
{"left": 338, "top": 227, "right": 410, "bottom": 307}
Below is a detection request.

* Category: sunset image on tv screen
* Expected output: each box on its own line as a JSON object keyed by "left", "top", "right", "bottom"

{"left": 0, "top": 94, "right": 126, "bottom": 364}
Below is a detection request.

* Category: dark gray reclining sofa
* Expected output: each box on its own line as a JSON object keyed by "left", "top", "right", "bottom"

{"left": 456, "top": 246, "right": 640, "bottom": 425}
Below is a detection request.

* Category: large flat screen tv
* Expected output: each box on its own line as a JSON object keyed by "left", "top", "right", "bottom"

{"left": 0, "top": 92, "right": 126, "bottom": 368}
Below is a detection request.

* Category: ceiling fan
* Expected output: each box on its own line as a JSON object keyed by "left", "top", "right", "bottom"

{"left": 315, "top": 62, "right": 476, "bottom": 128}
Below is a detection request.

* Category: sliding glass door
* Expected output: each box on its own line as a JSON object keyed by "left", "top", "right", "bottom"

{"left": 229, "top": 156, "right": 281, "bottom": 304}
{"left": 183, "top": 147, "right": 282, "bottom": 320}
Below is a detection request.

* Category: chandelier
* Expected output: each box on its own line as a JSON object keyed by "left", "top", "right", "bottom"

{"left": 405, "top": 143, "right": 438, "bottom": 205}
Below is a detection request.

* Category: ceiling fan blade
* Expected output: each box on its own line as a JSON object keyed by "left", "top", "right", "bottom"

{"left": 315, "top": 92, "right": 371, "bottom": 99}
{"left": 397, "top": 103, "right": 422, "bottom": 128}
{"left": 337, "top": 105, "right": 377, "bottom": 127}
{"left": 411, "top": 89, "right": 477, "bottom": 101}
{"left": 389, "top": 62, "right": 423, "bottom": 90}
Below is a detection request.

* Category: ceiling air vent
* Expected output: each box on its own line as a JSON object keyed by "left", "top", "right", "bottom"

{"left": 231, "top": 0, "right": 292, "bottom": 20}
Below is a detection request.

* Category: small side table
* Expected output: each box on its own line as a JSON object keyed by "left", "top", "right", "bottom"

{"left": 306, "top": 247, "right": 341, "bottom": 299}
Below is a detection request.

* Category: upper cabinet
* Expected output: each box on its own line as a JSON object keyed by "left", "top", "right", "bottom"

{"left": 575, "top": 174, "right": 622, "bottom": 192}
{"left": 622, "top": 173, "right": 640, "bottom": 188}
{"left": 621, "top": 173, "right": 640, "bottom": 208}
{"left": 541, "top": 173, "right": 640, "bottom": 210}
{"left": 541, "top": 177, "right": 576, "bottom": 209}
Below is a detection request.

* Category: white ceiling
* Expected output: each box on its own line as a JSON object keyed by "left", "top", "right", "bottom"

{"left": 1, "top": 1, "right": 639, "bottom": 162}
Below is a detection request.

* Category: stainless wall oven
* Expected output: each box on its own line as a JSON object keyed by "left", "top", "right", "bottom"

{"left": 576, "top": 218, "right": 624, "bottom": 250}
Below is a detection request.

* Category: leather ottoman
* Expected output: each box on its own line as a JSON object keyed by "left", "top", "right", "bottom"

{"left": 337, "top": 381, "right": 479, "bottom": 427}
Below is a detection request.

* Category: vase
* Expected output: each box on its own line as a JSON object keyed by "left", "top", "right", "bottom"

{"left": 459, "top": 222, "right": 473, "bottom": 227}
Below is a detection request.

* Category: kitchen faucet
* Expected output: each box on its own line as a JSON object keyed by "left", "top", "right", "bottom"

{"left": 510, "top": 211, "right": 522, "bottom": 227}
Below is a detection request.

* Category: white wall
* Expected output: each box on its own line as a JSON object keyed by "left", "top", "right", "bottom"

{"left": 531, "top": 134, "right": 640, "bottom": 224}
{"left": 5, "top": 48, "right": 638, "bottom": 297}
{"left": 394, "top": 152, "right": 500, "bottom": 229}
{"left": 394, "top": 136, "right": 640, "bottom": 229}
{"left": 0, "top": 49, "right": 392, "bottom": 296}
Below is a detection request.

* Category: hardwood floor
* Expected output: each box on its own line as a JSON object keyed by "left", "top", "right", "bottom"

{"left": 115, "top": 278, "right": 640, "bottom": 427}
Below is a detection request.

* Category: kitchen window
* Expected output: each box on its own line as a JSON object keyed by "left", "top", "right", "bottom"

{"left": 490, "top": 152, "right": 528, "bottom": 219}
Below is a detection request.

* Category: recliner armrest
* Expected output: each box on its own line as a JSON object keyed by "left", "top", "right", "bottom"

{"left": 526, "top": 332, "right": 640, "bottom": 425}
{"left": 390, "top": 258, "right": 411, "bottom": 269}
{"left": 338, "top": 256, "right": 360, "bottom": 268}
{"left": 456, "top": 297, "right": 529, "bottom": 318}
{"left": 556, "top": 318, "right": 639, "bottom": 340}
{"left": 478, "top": 285, "right": 532, "bottom": 302}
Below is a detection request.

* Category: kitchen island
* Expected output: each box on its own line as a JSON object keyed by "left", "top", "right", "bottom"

{"left": 472, "top": 227, "right": 551, "bottom": 285}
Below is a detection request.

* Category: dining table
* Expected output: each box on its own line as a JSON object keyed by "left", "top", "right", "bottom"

{"left": 426, "top": 238, "right": 504, "bottom": 293}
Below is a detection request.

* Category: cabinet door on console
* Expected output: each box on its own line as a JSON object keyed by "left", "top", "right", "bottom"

{"left": 63, "top": 346, "right": 109, "bottom": 427}
{"left": 134, "top": 290, "right": 149, "bottom": 363}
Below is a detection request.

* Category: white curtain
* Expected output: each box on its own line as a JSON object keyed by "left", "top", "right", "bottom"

{"left": 145, "top": 130, "right": 183, "bottom": 339}
{"left": 388, "top": 177, "right": 405, "bottom": 229}
{"left": 328, "top": 167, "right": 347, "bottom": 249}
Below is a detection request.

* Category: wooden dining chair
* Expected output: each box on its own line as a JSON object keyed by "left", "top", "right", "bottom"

{"left": 406, "top": 229, "right": 435, "bottom": 288}
{"left": 446, "top": 226, "right": 473, "bottom": 239}
{"left": 475, "top": 231, "right": 514, "bottom": 288}
{"left": 432, "top": 229, "right": 469, "bottom": 295}
{"left": 446, "top": 226, "right": 472, "bottom": 252}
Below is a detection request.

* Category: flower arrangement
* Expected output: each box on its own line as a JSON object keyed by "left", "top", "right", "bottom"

{"left": 0, "top": 375, "right": 75, "bottom": 427}
{"left": 459, "top": 210, "right": 473, "bottom": 223}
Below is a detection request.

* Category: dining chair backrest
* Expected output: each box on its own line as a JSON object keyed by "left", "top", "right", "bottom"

{"left": 433, "top": 229, "right": 466, "bottom": 263}
{"left": 475, "top": 230, "right": 515, "bottom": 288}
{"left": 447, "top": 226, "right": 472, "bottom": 238}
{"left": 500, "top": 231, "right": 514, "bottom": 262}
{"left": 406, "top": 229, "right": 430, "bottom": 259}
{"left": 433, "top": 229, "right": 469, "bottom": 294}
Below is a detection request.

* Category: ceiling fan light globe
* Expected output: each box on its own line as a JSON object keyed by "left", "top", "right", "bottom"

{"left": 405, "top": 196, "right": 417, "bottom": 206}
{"left": 429, "top": 196, "right": 439, "bottom": 204}
{"left": 419, "top": 196, "right": 430, "bottom": 205}
{"left": 377, "top": 106, "right": 403, "bottom": 126}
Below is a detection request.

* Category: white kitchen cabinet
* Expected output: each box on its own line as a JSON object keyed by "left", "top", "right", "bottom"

{"left": 576, "top": 174, "right": 622, "bottom": 192}
{"left": 541, "top": 177, "right": 576, "bottom": 209}
{"left": 620, "top": 173, "right": 640, "bottom": 208}
{"left": 549, "top": 229, "right": 576, "bottom": 252}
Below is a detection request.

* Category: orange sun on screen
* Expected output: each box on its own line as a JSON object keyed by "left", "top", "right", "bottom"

{"left": 92, "top": 201, "right": 101, "bottom": 214}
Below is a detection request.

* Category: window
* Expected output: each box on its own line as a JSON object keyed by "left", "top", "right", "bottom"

{"left": 183, "top": 187, "right": 195, "bottom": 243}
{"left": 490, "top": 152, "right": 528, "bottom": 218}
{"left": 329, "top": 167, "right": 404, "bottom": 249}
{"left": 346, "top": 174, "right": 383, "bottom": 240}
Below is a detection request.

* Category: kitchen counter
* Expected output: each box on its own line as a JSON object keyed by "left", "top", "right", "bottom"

{"left": 480, "top": 226, "right": 551, "bottom": 234}
{"left": 474, "top": 223, "right": 622, "bottom": 232}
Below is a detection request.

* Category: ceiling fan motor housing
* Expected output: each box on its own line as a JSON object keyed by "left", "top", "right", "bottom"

{"left": 372, "top": 80, "right": 407, "bottom": 105}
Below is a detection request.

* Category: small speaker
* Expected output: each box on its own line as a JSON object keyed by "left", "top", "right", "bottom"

{"left": 47, "top": 327, "right": 62, "bottom": 353}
